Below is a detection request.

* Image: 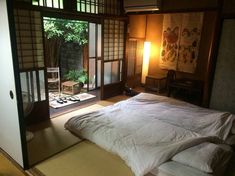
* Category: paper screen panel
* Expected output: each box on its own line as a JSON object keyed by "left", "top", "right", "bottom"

{"left": 14, "top": 9, "right": 44, "bottom": 70}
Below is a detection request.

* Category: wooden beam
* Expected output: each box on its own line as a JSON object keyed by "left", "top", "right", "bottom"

{"left": 202, "top": 0, "right": 224, "bottom": 107}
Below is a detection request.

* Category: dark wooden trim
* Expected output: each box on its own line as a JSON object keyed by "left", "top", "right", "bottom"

{"left": 13, "top": 1, "right": 128, "bottom": 22}
{"left": 126, "top": 7, "right": 219, "bottom": 15}
{"left": 86, "top": 35, "right": 90, "bottom": 92}
{"left": 63, "top": 0, "right": 70, "bottom": 11}
{"left": 58, "top": 0, "right": 61, "bottom": 9}
{"left": 117, "top": 20, "right": 121, "bottom": 82}
{"left": 41, "top": 11, "right": 102, "bottom": 24}
{"left": 104, "top": 59, "right": 124, "bottom": 63}
{"left": 124, "top": 35, "right": 130, "bottom": 86}
{"left": 101, "top": 19, "right": 105, "bottom": 99}
{"left": 122, "top": 21, "right": 128, "bottom": 89}
{"left": 133, "top": 41, "right": 137, "bottom": 77}
{"left": 104, "top": 0, "right": 107, "bottom": 15}
{"left": 87, "top": 25, "right": 90, "bottom": 92}
{"left": 89, "top": 57, "right": 97, "bottom": 59}
{"left": 35, "top": 70, "right": 41, "bottom": 101}
{"left": 20, "top": 67, "right": 45, "bottom": 72}
{"left": 95, "top": 23, "right": 98, "bottom": 89}
{"left": 85, "top": 0, "right": 87, "bottom": 12}
{"left": 222, "top": 13, "right": 235, "bottom": 19}
{"left": 202, "top": 0, "right": 224, "bottom": 107}
{"left": 51, "top": 0, "right": 54, "bottom": 9}
{"left": 40, "top": 12, "right": 50, "bottom": 110}
{"left": 63, "top": 0, "right": 77, "bottom": 12}
{"left": 119, "top": 0, "right": 124, "bottom": 15}
{"left": 7, "top": 0, "right": 29, "bottom": 169}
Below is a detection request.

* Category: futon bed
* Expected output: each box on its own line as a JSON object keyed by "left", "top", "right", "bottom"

{"left": 65, "top": 93, "right": 235, "bottom": 176}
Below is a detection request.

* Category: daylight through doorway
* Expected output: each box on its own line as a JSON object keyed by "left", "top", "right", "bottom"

{"left": 43, "top": 17, "right": 101, "bottom": 118}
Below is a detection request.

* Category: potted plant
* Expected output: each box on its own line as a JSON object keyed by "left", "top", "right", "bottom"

{"left": 64, "top": 69, "right": 88, "bottom": 87}
{"left": 77, "top": 69, "right": 88, "bottom": 88}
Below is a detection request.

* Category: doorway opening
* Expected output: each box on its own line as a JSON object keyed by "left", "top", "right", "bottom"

{"left": 43, "top": 17, "right": 102, "bottom": 118}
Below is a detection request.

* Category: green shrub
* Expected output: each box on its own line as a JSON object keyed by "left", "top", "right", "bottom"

{"left": 64, "top": 69, "right": 88, "bottom": 84}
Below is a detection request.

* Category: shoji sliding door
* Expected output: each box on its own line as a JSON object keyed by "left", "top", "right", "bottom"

{"left": 0, "top": 0, "right": 27, "bottom": 168}
{"left": 14, "top": 9, "right": 49, "bottom": 124}
{"left": 88, "top": 22, "right": 102, "bottom": 91}
{"left": 126, "top": 39, "right": 144, "bottom": 88}
{"left": 101, "top": 19, "right": 126, "bottom": 99}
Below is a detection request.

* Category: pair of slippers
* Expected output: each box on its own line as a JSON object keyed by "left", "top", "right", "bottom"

{"left": 56, "top": 98, "right": 67, "bottom": 104}
{"left": 68, "top": 97, "right": 80, "bottom": 102}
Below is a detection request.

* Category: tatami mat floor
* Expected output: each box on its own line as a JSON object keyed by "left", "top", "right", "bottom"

{"left": 27, "top": 95, "right": 129, "bottom": 166}
{"left": 27, "top": 104, "right": 105, "bottom": 166}
{"left": 0, "top": 152, "right": 26, "bottom": 176}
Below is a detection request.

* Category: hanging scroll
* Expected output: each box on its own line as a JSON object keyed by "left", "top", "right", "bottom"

{"left": 160, "top": 14, "right": 182, "bottom": 70}
{"left": 160, "top": 12, "right": 204, "bottom": 73}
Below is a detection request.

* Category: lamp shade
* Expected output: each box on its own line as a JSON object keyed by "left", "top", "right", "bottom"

{"left": 141, "top": 41, "right": 151, "bottom": 84}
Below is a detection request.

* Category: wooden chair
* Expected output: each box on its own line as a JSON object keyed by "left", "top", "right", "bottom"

{"left": 47, "top": 67, "right": 60, "bottom": 93}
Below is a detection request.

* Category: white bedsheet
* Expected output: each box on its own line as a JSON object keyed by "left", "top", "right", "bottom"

{"left": 65, "top": 93, "right": 235, "bottom": 176}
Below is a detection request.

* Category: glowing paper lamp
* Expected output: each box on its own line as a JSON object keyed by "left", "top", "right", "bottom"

{"left": 141, "top": 41, "right": 151, "bottom": 84}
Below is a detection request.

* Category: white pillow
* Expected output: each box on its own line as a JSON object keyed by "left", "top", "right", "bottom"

{"left": 226, "top": 135, "right": 235, "bottom": 145}
{"left": 172, "top": 142, "right": 232, "bottom": 173}
{"left": 158, "top": 161, "right": 213, "bottom": 176}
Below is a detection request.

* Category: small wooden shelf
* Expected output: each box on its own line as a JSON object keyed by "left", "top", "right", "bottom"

{"left": 62, "top": 81, "right": 80, "bottom": 95}
{"left": 145, "top": 75, "right": 167, "bottom": 93}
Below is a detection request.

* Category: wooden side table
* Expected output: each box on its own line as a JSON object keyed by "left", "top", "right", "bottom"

{"left": 167, "top": 79, "right": 204, "bottom": 105}
{"left": 145, "top": 75, "right": 167, "bottom": 93}
{"left": 62, "top": 81, "right": 80, "bottom": 95}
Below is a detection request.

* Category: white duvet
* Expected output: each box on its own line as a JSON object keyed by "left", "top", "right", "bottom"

{"left": 65, "top": 93, "right": 235, "bottom": 176}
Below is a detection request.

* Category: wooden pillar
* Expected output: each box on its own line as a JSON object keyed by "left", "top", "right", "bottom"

{"left": 63, "top": 0, "right": 77, "bottom": 12}
{"left": 202, "top": 0, "right": 224, "bottom": 107}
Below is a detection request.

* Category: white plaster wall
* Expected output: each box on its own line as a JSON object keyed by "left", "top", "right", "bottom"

{"left": 0, "top": 0, "right": 24, "bottom": 167}
{"left": 210, "top": 20, "right": 235, "bottom": 114}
